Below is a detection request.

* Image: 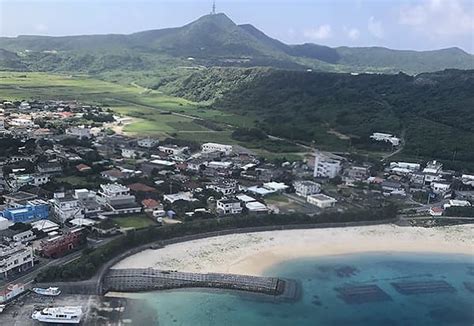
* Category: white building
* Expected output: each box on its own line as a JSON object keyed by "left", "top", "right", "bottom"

{"left": 121, "top": 148, "right": 136, "bottom": 159}
{"left": 245, "top": 201, "right": 268, "bottom": 214}
{"left": 201, "top": 143, "right": 233, "bottom": 155}
{"left": 307, "top": 194, "right": 337, "bottom": 208}
{"left": 207, "top": 180, "right": 237, "bottom": 196}
{"left": 163, "top": 191, "right": 196, "bottom": 203}
{"left": 461, "top": 174, "right": 474, "bottom": 187}
{"left": 12, "top": 230, "right": 36, "bottom": 243}
{"left": 431, "top": 181, "right": 451, "bottom": 194}
{"left": 9, "top": 118, "right": 35, "bottom": 128}
{"left": 370, "top": 132, "right": 400, "bottom": 146}
{"left": 443, "top": 200, "right": 471, "bottom": 209}
{"left": 52, "top": 192, "right": 84, "bottom": 222}
{"left": 158, "top": 145, "right": 188, "bottom": 156}
{"left": 0, "top": 243, "right": 34, "bottom": 279}
{"left": 97, "top": 183, "right": 141, "bottom": 215}
{"left": 66, "top": 126, "right": 91, "bottom": 139}
{"left": 313, "top": 152, "right": 341, "bottom": 178}
{"left": 423, "top": 160, "right": 443, "bottom": 174}
{"left": 294, "top": 181, "right": 321, "bottom": 197}
{"left": 216, "top": 198, "right": 242, "bottom": 215}
{"left": 137, "top": 138, "right": 159, "bottom": 148}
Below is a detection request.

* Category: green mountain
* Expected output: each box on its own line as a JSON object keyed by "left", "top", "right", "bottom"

{"left": 160, "top": 67, "right": 474, "bottom": 167}
{"left": 0, "top": 13, "right": 472, "bottom": 74}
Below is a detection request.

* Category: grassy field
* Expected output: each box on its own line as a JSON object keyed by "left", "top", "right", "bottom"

{"left": 112, "top": 214, "right": 156, "bottom": 229}
{"left": 0, "top": 71, "right": 307, "bottom": 160}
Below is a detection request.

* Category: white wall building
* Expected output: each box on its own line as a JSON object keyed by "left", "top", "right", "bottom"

{"left": 12, "top": 230, "right": 36, "bottom": 243}
{"left": 216, "top": 198, "right": 242, "bottom": 215}
{"left": 307, "top": 194, "right": 337, "bottom": 208}
{"left": 9, "top": 118, "right": 35, "bottom": 128}
{"left": 201, "top": 143, "right": 233, "bottom": 155}
{"left": 97, "top": 183, "right": 141, "bottom": 215}
{"left": 313, "top": 152, "right": 341, "bottom": 178}
{"left": 370, "top": 132, "right": 400, "bottom": 146}
{"left": 52, "top": 192, "right": 83, "bottom": 222}
{"left": 0, "top": 243, "right": 34, "bottom": 279}
{"left": 294, "top": 181, "right": 321, "bottom": 197}
{"left": 431, "top": 181, "right": 451, "bottom": 194}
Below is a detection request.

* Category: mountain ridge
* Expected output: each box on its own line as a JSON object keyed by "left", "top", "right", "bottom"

{"left": 0, "top": 13, "right": 472, "bottom": 74}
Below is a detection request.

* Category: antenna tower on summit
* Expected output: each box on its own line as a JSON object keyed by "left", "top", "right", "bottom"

{"left": 211, "top": 1, "right": 216, "bottom": 15}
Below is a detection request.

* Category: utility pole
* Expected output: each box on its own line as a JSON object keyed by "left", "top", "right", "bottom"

{"left": 211, "top": 0, "right": 216, "bottom": 15}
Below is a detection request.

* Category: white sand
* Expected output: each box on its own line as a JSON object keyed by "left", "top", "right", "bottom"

{"left": 112, "top": 224, "right": 474, "bottom": 276}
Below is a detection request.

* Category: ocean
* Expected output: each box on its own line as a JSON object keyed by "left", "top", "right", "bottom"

{"left": 129, "top": 252, "right": 474, "bottom": 326}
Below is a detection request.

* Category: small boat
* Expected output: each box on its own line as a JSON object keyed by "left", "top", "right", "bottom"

{"left": 0, "top": 304, "right": 5, "bottom": 313}
{"left": 31, "top": 306, "right": 82, "bottom": 324}
{"left": 32, "top": 287, "right": 61, "bottom": 296}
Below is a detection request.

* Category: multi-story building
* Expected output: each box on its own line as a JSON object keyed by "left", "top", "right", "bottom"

{"left": 294, "top": 180, "right": 321, "bottom": 197}
{"left": 12, "top": 230, "right": 36, "bottom": 243}
{"left": 137, "top": 137, "right": 159, "bottom": 148}
{"left": 201, "top": 143, "right": 233, "bottom": 155}
{"left": 38, "top": 228, "right": 85, "bottom": 258}
{"left": 97, "top": 183, "right": 141, "bottom": 215}
{"left": 51, "top": 192, "right": 83, "bottom": 222}
{"left": 0, "top": 243, "right": 34, "bottom": 279}
{"left": 216, "top": 198, "right": 242, "bottom": 215}
{"left": 37, "top": 162, "right": 63, "bottom": 175}
{"left": 2, "top": 199, "right": 49, "bottom": 223}
{"left": 313, "top": 152, "right": 341, "bottom": 178}
{"left": 207, "top": 179, "right": 238, "bottom": 196}
{"left": 370, "top": 132, "right": 400, "bottom": 146}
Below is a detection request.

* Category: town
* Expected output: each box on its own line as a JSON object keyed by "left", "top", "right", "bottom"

{"left": 0, "top": 98, "right": 473, "bottom": 305}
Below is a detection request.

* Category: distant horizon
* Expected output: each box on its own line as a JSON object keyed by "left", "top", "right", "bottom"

{"left": 1, "top": 0, "right": 473, "bottom": 54}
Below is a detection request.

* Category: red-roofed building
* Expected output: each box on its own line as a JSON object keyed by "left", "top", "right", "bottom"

{"left": 76, "top": 163, "right": 92, "bottom": 172}
{"left": 128, "top": 183, "right": 156, "bottom": 193}
{"left": 141, "top": 199, "right": 165, "bottom": 218}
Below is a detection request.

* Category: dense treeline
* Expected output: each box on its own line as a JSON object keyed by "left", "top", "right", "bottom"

{"left": 163, "top": 68, "right": 474, "bottom": 164}
{"left": 35, "top": 206, "right": 397, "bottom": 282}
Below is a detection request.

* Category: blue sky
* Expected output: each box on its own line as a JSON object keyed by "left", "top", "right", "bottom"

{"left": 1, "top": 0, "right": 473, "bottom": 53}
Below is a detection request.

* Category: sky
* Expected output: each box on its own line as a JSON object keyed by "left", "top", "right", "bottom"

{"left": 0, "top": 0, "right": 473, "bottom": 53}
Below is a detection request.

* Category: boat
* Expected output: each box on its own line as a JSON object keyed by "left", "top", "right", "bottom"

{"left": 32, "top": 287, "right": 61, "bottom": 296}
{"left": 31, "top": 306, "right": 82, "bottom": 324}
{"left": 0, "top": 304, "right": 5, "bottom": 313}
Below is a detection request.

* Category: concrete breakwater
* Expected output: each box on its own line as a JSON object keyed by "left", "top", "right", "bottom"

{"left": 103, "top": 268, "right": 299, "bottom": 301}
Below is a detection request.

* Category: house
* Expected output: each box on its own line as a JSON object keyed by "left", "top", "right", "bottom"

{"left": 158, "top": 145, "right": 188, "bottom": 156}
{"left": 381, "top": 181, "right": 404, "bottom": 192}
{"left": 263, "top": 182, "right": 288, "bottom": 193}
{"left": 423, "top": 160, "right": 443, "bottom": 174}
{"left": 37, "top": 162, "right": 62, "bottom": 174}
{"left": 370, "top": 132, "right": 400, "bottom": 146}
{"left": 121, "top": 148, "right": 137, "bottom": 159}
{"left": 163, "top": 192, "right": 196, "bottom": 203}
{"left": 142, "top": 199, "right": 165, "bottom": 218}
{"left": 429, "top": 207, "right": 444, "bottom": 217}
{"left": 313, "top": 152, "right": 341, "bottom": 178}
{"left": 101, "top": 169, "right": 125, "bottom": 182}
{"left": 390, "top": 162, "right": 420, "bottom": 175}
{"left": 51, "top": 192, "right": 83, "bottom": 222}
{"left": 443, "top": 200, "right": 471, "bottom": 209}
{"left": 207, "top": 179, "right": 238, "bottom": 196}
{"left": 2, "top": 199, "right": 49, "bottom": 223}
{"left": 216, "top": 198, "right": 242, "bottom": 215}
{"left": 345, "top": 166, "right": 370, "bottom": 180}
{"left": 461, "top": 175, "right": 474, "bottom": 187}
{"left": 9, "top": 118, "right": 35, "bottom": 128}
{"left": 3, "top": 191, "right": 37, "bottom": 206}
{"left": 76, "top": 163, "right": 92, "bottom": 172}
{"left": 12, "top": 230, "right": 35, "bottom": 243}
{"left": 294, "top": 180, "right": 321, "bottom": 197}
{"left": 137, "top": 138, "right": 159, "bottom": 148}
{"left": 74, "top": 189, "right": 102, "bottom": 217}
{"left": 31, "top": 219, "right": 60, "bottom": 233}
{"left": 431, "top": 181, "right": 451, "bottom": 194}
{"left": 0, "top": 242, "right": 34, "bottom": 278}
{"left": 129, "top": 183, "right": 156, "bottom": 193}
{"left": 245, "top": 201, "right": 268, "bottom": 214}
{"left": 307, "top": 194, "right": 337, "bottom": 208}
{"left": 201, "top": 143, "right": 233, "bottom": 155}
{"left": 97, "top": 183, "right": 141, "bottom": 215}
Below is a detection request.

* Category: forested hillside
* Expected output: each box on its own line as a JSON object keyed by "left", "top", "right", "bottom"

{"left": 161, "top": 68, "right": 474, "bottom": 164}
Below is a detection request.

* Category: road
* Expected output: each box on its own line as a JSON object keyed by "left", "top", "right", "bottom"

{"left": 0, "top": 236, "right": 118, "bottom": 287}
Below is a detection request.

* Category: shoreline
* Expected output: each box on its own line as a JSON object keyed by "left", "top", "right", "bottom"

{"left": 112, "top": 224, "right": 473, "bottom": 276}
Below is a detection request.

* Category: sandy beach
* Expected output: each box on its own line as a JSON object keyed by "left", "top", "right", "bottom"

{"left": 112, "top": 224, "right": 473, "bottom": 276}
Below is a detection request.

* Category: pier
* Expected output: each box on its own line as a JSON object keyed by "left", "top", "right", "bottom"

{"left": 103, "top": 268, "right": 299, "bottom": 300}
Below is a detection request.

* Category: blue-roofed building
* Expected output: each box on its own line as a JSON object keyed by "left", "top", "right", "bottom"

{"left": 2, "top": 200, "right": 49, "bottom": 223}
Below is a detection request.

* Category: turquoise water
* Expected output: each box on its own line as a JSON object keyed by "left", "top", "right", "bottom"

{"left": 134, "top": 252, "right": 474, "bottom": 326}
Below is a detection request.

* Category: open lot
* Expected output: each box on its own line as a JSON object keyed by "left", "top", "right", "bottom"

{"left": 111, "top": 214, "right": 156, "bottom": 229}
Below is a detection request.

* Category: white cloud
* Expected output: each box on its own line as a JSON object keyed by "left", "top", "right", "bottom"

{"left": 303, "top": 24, "right": 332, "bottom": 41}
{"left": 347, "top": 28, "right": 360, "bottom": 40}
{"left": 399, "top": 0, "right": 474, "bottom": 37}
{"left": 368, "top": 16, "right": 384, "bottom": 39}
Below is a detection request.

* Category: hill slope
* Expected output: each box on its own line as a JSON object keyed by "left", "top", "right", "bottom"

{"left": 0, "top": 13, "right": 472, "bottom": 74}
{"left": 161, "top": 68, "right": 474, "bottom": 166}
